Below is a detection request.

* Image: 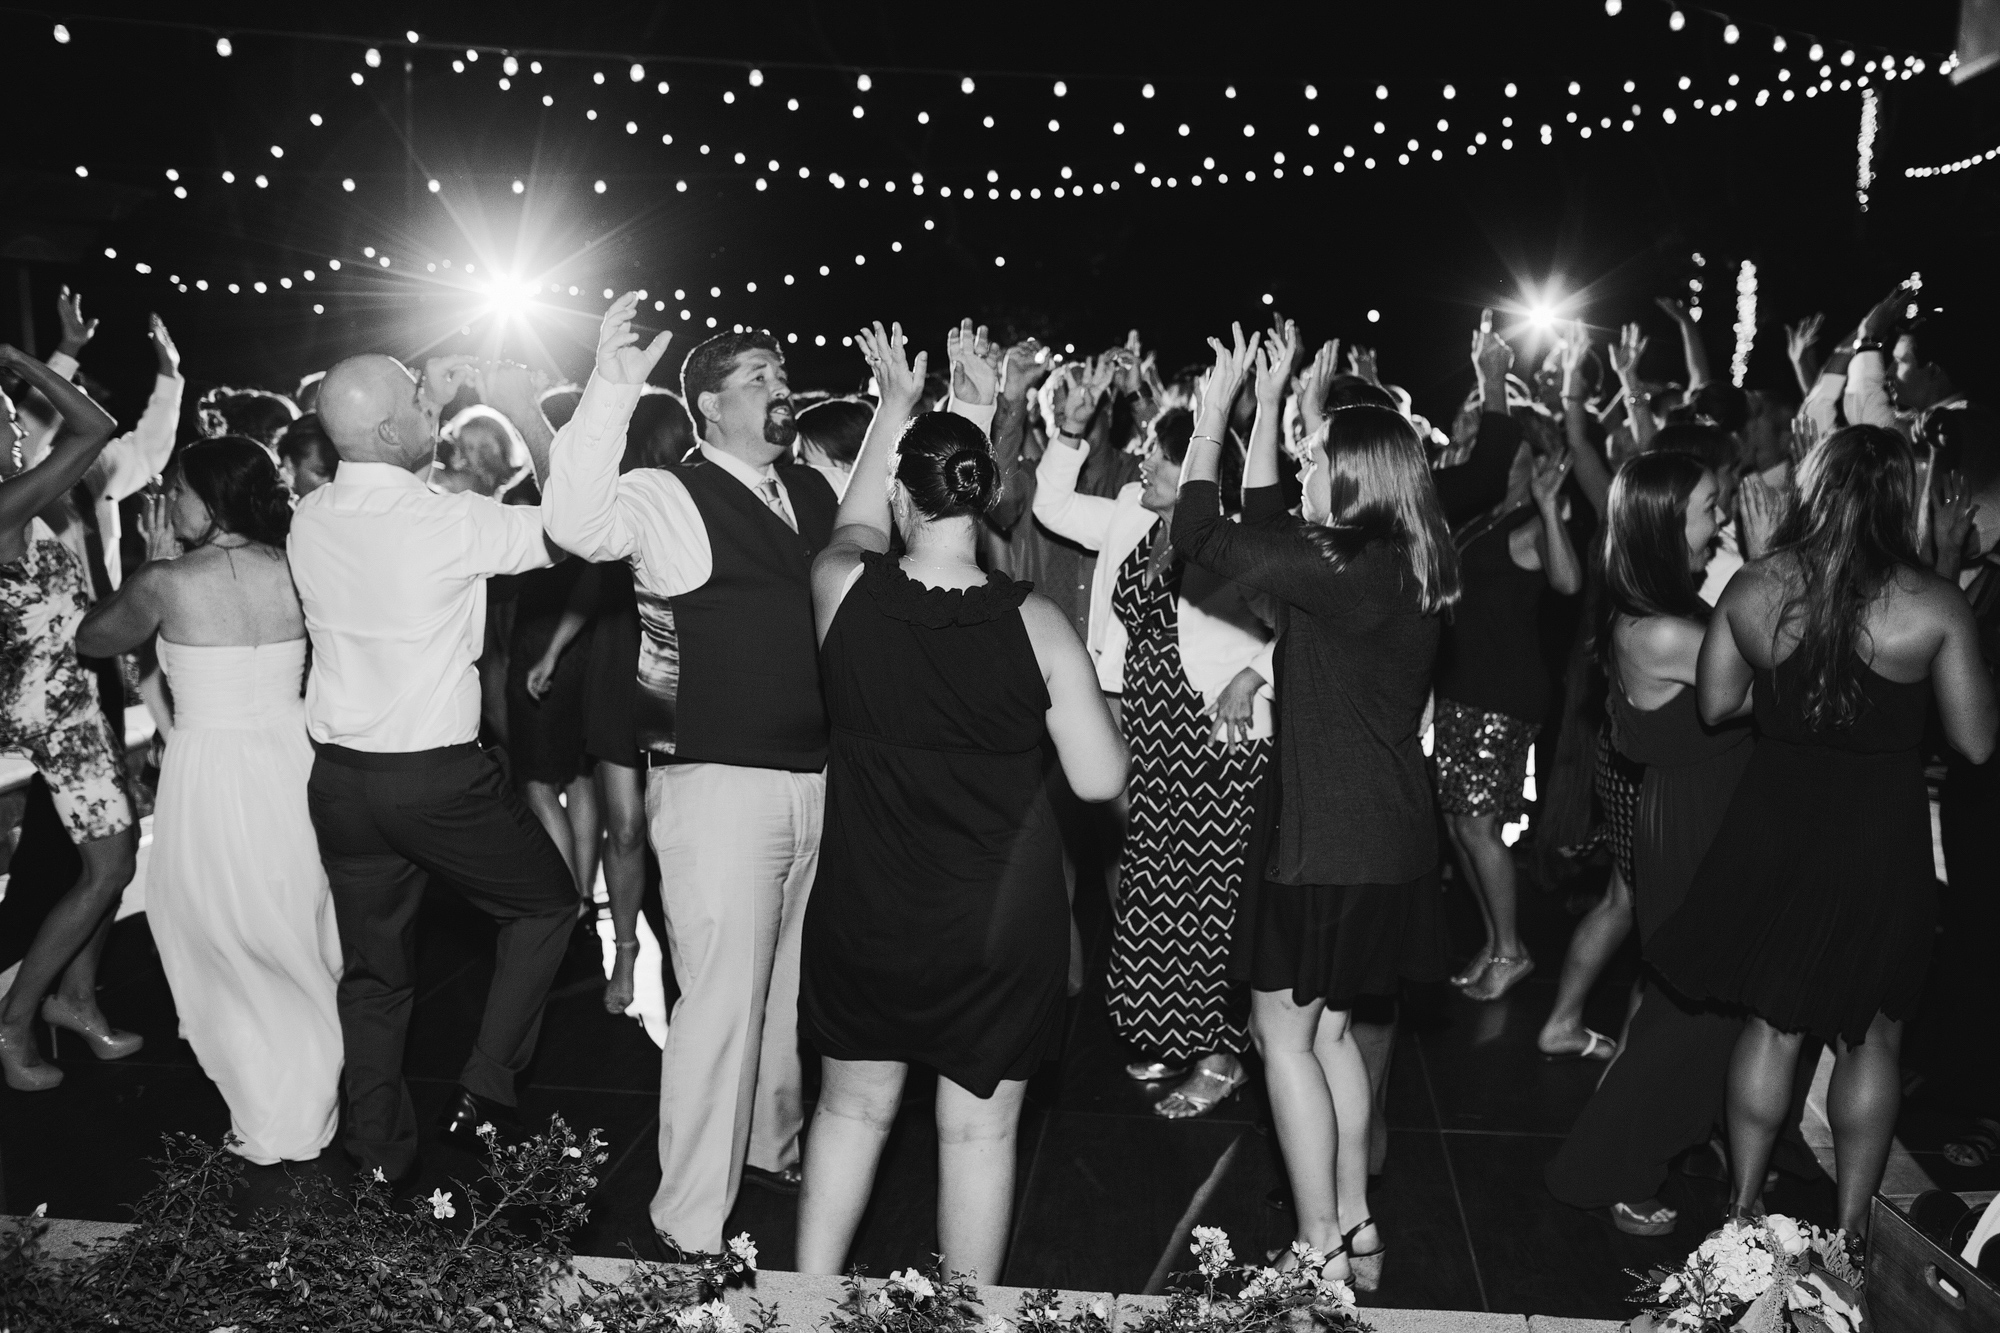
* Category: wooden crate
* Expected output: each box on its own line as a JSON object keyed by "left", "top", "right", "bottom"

{"left": 1868, "top": 1195, "right": 2000, "bottom": 1333}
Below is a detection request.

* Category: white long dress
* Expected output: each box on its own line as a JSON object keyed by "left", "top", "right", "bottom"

{"left": 149, "top": 638, "right": 342, "bottom": 1163}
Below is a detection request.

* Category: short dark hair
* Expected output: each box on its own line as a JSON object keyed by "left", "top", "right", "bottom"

{"left": 625, "top": 390, "right": 695, "bottom": 472}
{"left": 679, "top": 330, "right": 783, "bottom": 416}
{"left": 796, "top": 399, "right": 872, "bottom": 467}
{"left": 1652, "top": 421, "right": 1737, "bottom": 473}
{"left": 1151, "top": 406, "right": 1195, "bottom": 464}
{"left": 895, "top": 411, "right": 999, "bottom": 519}
{"left": 1902, "top": 309, "right": 1973, "bottom": 389}
{"left": 276, "top": 413, "right": 338, "bottom": 478}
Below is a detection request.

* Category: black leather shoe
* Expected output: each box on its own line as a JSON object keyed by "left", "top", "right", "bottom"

{"left": 438, "top": 1087, "right": 524, "bottom": 1157}
{"left": 740, "top": 1163, "right": 802, "bottom": 1196}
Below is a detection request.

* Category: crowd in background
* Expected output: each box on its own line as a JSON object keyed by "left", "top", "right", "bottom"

{"left": 0, "top": 270, "right": 1993, "bottom": 1292}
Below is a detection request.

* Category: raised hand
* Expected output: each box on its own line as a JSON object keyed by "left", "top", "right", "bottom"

{"left": 1654, "top": 296, "right": 1696, "bottom": 327}
{"left": 1472, "top": 317, "right": 1514, "bottom": 393}
{"left": 947, "top": 318, "right": 1000, "bottom": 406}
{"left": 1609, "top": 322, "right": 1648, "bottom": 379}
{"left": 1059, "top": 358, "right": 1116, "bottom": 436}
{"left": 422, "top": 354, "right": 481, "bottom": 408}
{"left": 1001, "top": 338, "right": 1045, "bottom": 401}
{"left": 1785, "top": 312, "right": 1825, "bottom": 366}
{"left": 595, "top": 292, "right": 675, "bottom": 386}
{"left": 857, "top": 321, "right": 926, "bottom": 412}
{"left": 1737, "top": 474, "right": 1788, "bottom": 560}
{"left": 1347, "top": 343, "right": 1381, "bottom": 387}
{"left": 148, "top": 315, "right": 181, "bottom": 378}
{"left": 1859, "top": 284, "right": 1914, "bottom": 343}
{"left": 56, "top": 286, "right": 97, "bottom": 357}
{"left": 1202, "top": 322, "right": 1263, "bottom": 415}
{"left": 1931, "top": 469, "right": 1980, "bottom": 576}
{"left": 1254, "top": 321, "right": 1298, "bottom": 406}
{"left": 481, "top": 360, "right": 553, "bottom": 421}
{"left": 1295, "top": 339, "right": 1340, "bottom": 434}
{"left": 1529, "top": 448, "right": 1573, "bottom": 508}
{"left": 1559, "top": 328, "right": 1593, "bottom": 401}
{"left": 137, "top": 487, "right": 180, "bottom": 561}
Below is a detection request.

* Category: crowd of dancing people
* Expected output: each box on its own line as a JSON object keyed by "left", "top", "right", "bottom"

{"left": 0, "top": 270, "right": 1993, "bottom": 1292}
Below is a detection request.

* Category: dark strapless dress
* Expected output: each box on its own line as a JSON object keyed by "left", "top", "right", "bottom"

{"left": 1647, "top": 653, "right": 1935, "bottom": 1045}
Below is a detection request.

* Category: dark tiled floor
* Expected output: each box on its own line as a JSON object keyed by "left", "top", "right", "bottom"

{"left": 4, "top": 855, "right": 1994, "bottom": 1319}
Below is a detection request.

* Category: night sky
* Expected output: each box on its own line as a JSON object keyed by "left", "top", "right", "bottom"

{"left": 3, "top": 1, "right": 1984, "bottom": 429}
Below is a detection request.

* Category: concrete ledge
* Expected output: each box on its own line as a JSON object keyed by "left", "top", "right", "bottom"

{"left": 10, "top": 1217, "right": 1610, "bottom": 1330}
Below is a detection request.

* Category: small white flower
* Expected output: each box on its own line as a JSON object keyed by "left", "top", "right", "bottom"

{"left": 476, "top": 1121, "right": 497, "bottom": 1139}
{"left": 887, "top": 1268, "right": 936, "bottom": 1301}
{"left": 1089, "top": 1300, "right": 1108, "bottom": 1321}
{"left": 1321, "top": 1277, "right": 1356, "bottom": 1307}
{"left": 984, "top": 1318, "right": 1011, "bottom": 1333}
{"left": 371, "top": 1167, "right": 387, "bottom": 1183}
{"left": 567, "top": 1145, "right": 583, "bottom": 1157}
{"left": 429, "top": 1188, "right": 456, "bottom": 1219}
{"left": 1764, "top": 1214, "right": 1808, "bottom": 1255}
{"left": 31, "top": 1203, "right": 46, "bottom": 1219}
{"left": 1191, "top": 1225, "right": 1235, "bottom": 1275}
{"left": 727, "top": 1233, "right": 759, "bottom": 1270}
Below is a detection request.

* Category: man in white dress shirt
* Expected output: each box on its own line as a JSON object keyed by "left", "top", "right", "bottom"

{"left": 289, "top": 310, "right": 658, "bottom": 1181}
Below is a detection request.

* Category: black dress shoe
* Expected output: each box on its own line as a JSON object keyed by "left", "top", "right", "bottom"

{"left": 439, "top": 1087, "right": 524, "bottom": 1156}
{"left": 740, "top": 1163, "right": 802, "bottom": 1196}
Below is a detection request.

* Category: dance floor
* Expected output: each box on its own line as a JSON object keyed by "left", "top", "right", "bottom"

{"left": 3, "top": 853, "right": 1994, "bottom": 1320}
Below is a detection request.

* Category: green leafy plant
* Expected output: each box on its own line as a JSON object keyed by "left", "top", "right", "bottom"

{"left": 823, "top": 1259, "right": 985, "bottom": 1333}
{"left": 1120, "top": 1228, "right": 1373, "bottom": 1333}
{"left": 1011, "top": 1288, "right": 1111, "bottom": 1333}
{"left": 0, "top": 1117, "right": 763, "bottom": 1332}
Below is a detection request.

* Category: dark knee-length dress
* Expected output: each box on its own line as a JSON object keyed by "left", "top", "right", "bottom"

{"left": 1648, "top": 653, "right": 1936, "bottom": 1046}
{"left": 800, "top": 551, "right": 1068, "bottom": 1097}
{"left": 1546, "top": 677, "right": 1754, "bottom": 1209}
{"left": 1103, "top": 544, "right": 1267, "bottom": 1064}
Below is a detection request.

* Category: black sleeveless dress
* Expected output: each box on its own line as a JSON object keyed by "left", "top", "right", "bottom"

{"left": 800, "top": 552, "right": 1068, "bottom": 1096}
{"left": 1647, "top": 653, "right": 1935, "bottom": 1045}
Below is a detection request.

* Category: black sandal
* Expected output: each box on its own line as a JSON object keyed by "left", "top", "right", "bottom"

{"left": 1341, "top": 1218, "right": 1383, "bottom": 1293}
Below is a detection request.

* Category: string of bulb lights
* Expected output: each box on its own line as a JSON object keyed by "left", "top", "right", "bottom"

{"left": 28, "top": 10, "right": 1962, "bottom": 326}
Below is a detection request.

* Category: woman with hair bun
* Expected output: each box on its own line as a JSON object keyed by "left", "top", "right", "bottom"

{"left": 794, "top": 322, "right": 1126, "bottom": 1283}
{"left": 78, "top": 436, "right": 343, "bottom": 1164}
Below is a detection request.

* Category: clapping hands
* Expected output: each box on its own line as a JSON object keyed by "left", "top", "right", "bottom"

{"left": 1202, "top": 322, "right": 1263, "bottom": 415}
{"left": 1254, "top": 319, "right": 1299, "bottom": 406}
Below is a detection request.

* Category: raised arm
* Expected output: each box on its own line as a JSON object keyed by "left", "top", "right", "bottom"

{"left": 1656, "top": 297, "right": 1711, "bottom": 392}
{"left": 984, "top": 339, "right": 1043, "bottom": 531}
{"left": 812, "top": 320, "right": 925, "bottom": 642}
{"left": 481, "top": 362, "right": 558, "bottom": 486}
{"left": 76, "top": 561, "right": 169, "bottom": 658}
{"left": 0, "top": 345, "right": 117, "bottom": 540}
{"left": 541, "top": 293, "right": 674, "bottom": 563}
{"left": 1529, "top": 450, "right": 1583, "bottom": 596}
{"left": 1842, "top": 285, "right": 1910, "bottom": 430}
{"left": 1785, "top": 313, "right": 1825, "bottom": 400}
{"left": 1032, "top": 360, "right": 1121, "bottom": 547}
{"left": 1296, "top": 339, "right": 1339, "bottom": 438}
{"left": 1245, "top": 320, "right": 1298, "bottom": 491}
{"left": 1609, "top": 322, "right": 1659, "bottom": 450}
{"left": 1559, "top": 331, "right": 1611, "bottom": 516}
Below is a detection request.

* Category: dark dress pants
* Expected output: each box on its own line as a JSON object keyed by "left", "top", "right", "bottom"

{"left": 307, "top": 742, "right": 574, "bottom": 1177}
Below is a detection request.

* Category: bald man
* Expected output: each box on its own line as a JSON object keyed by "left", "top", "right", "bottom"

{"left": 288, "top": 340, "right": 639, "bottom": 1181}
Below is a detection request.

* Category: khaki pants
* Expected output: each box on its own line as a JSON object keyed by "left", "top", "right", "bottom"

{"left": 645, "top": 762, "right": 823, "bottom": 1254}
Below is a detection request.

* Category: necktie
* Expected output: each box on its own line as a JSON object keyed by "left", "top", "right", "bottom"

{"left": 756, "top": 478, "right": 796, "bottom": 532}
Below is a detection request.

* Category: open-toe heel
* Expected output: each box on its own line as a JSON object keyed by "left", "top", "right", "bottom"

{"left": 1341, "top": 1218, "right": 1383, "bottom": 1293}
{"left": 603, "top": 939, "right": 641, "bottom": 1014}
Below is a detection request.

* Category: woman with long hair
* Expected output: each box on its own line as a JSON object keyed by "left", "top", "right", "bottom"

{"left": 1173, "top": 324, "right": 1460, "bottom": 1290}
{"left": 0, "top": 344, "right": 136, "bottom": 1091}
{"left": 1545, "top": 451, "right": 1755, "bottom": 1236}
{"left": 1032, "top": 400, "right": 1274, "bottom": 1119}
{"left": 794, "top": 323, "right": 1125, "bottom": 1282}
{"left": 1649, "top": 425, "right": 1996, "bottom": 1256}
{"left": 78, "top": 438, "right": 343, "bottom": 1160}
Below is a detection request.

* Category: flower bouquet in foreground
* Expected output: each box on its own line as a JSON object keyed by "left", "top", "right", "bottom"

{"left": 1628, "top": 1214, "right": 1867, "bottom": 1333}
{"left": 1122, "top": 1228, "right": 1373, "bottom": 1333}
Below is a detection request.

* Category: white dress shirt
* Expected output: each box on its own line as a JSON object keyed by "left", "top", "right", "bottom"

{"left": 45, "top": 351, "right": 184, "bottom": 591}
{"left": 288, "top": 374, "right": 635, "bottom": 751}
{"left": 544, "top": 395, "right": 996, "bottom": 600}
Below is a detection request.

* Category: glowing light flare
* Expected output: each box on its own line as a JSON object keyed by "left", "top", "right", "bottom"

{"left": 1730, "top": 260, "right": 1758, "bottom": 387}
{"left": 1857, "top": 87, "right": 1879, "bottom": 209}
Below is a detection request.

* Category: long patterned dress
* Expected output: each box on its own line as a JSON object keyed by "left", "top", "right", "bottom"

{"left": 1103, "top": 541, "right": 1270, "bottom": 1064}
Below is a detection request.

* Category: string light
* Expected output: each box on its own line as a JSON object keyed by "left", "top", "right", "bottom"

{"left": 1689, "top": 251, "right": 1705, "bottom": 323}
{"left": 1904, "top": 143, "right": 2000, "bottom": 178}
{"left": 1856, "top": 86, "right": 1878, "bottom": 209}
{"left": 1731, "top": 260, "right": 1757, "bottom": 387}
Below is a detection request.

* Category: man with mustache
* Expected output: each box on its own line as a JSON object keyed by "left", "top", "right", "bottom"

{"left": 542, "top": 313, "right": 842, "bottom": 1256}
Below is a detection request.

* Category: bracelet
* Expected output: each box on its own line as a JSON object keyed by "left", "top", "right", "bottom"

{"left": 1190, "top": 433, "right": 1226, "bottom": 449}
{"left": 1852, "top": 340, "right": 1885, "bottom": 355}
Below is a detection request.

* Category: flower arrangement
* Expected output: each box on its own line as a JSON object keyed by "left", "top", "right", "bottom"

{"left": 1629, "top": 1215, "right": 1867, "bottom": 1333}
{"left": 0, "top": 1118, "right": 767, "bottom": 1333}
{"left": 1121, "top": 1227, "right": 1374, "bottom": 1333}
{"left": 824, "top": 1259, "right": 986, "bottom": 1333}
{"left": 1010, "top": 1288, "right": 1112, "bottom": 1333}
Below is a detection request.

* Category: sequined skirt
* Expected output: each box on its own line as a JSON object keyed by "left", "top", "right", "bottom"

{"left": 1432, "top": 698, "right": 1537, "bottom": 819}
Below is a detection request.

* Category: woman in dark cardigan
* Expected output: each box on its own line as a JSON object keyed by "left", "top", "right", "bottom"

{"left": 1173, "top": 323, "right": 1459, "bottom": 1292}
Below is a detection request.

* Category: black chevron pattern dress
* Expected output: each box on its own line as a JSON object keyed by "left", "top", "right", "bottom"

{"left": 1103, "top": 541, "right": 1268, "bottom": 1063}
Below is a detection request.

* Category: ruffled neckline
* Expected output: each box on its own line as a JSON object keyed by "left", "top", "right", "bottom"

{"left": 861, "top": 548, "right": 1032, "bottom": 627}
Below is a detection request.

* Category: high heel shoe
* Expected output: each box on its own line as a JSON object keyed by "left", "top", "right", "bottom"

{"left": 39, "top": 995, "right": 143, "bottom": 1061}
{"left": 603, "top": 939, "right": 641, "bottom": 1014}
{"left": 1341, "top": 1218, "right": 1383, "bottom": 1293}
{"left": 0, "top": 1022, "right": 63, "bottom": 1091}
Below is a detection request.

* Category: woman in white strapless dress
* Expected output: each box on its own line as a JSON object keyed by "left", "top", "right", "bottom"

{"left": 79, "top": 436, "right": 341, "bottom": 1164}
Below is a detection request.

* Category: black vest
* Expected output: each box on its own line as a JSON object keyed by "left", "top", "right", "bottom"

{"left": 632, "top": 455, "right": 838, "bottom": 771}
